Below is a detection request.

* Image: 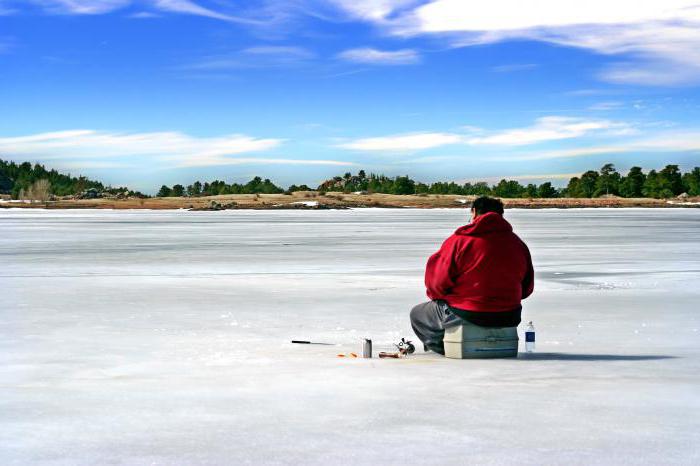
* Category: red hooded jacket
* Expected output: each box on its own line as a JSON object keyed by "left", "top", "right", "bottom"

{"left": 425, "top": 212, "right": 534, "bottom": 312}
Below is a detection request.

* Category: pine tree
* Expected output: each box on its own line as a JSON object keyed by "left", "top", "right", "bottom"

{"left": 579, "top": 171, "right": 599, "bottom": 197}
{"left": 157, "top": 185, "right": 171, "bottom": 197}
{"left": 594, "top": 163, "right": 620, "bottom": 196}
{"left": 658, "top": 165, "right": 683, "bottom": 196}
{"left": 643, "top": 170, "right": 660, "bottom": 198}
{"left": 619, "top": 167, "right": 646, "bottom": 198}
{"left": 171, "top": 184, "right": 185, "bottom": 197}
{"left": 493, "top": 179, "right": 525, "bottom": 198}
{"left": 682, "top": 167, "right": 700, "bottom": 196}
{"left": 523, "top": 184, "right": 538, "bottom": 198}
{"left": 537, "top": 182, "right": 558, "bottom": 198}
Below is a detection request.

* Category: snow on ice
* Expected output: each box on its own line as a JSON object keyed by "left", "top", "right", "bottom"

{"left": 1, "top": 208, "right": 699, "bottom": 465}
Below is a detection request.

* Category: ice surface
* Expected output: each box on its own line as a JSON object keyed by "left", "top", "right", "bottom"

{"left": 1, "top": 208, "right": 699, "bottom": 465}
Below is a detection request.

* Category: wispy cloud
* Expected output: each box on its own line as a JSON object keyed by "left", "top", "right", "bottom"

{"left": 0, "top": 129, "right": 357, "bottom": 168}
{"left": 321, "top": 68, "right": 369, "bottom": 79}
{"left": 185, "top": 46, "right": 316, "bottom": 70}
{"left": 54, "top": 160, "right": 135, "bottom": 169}
{"left": 336, "top": 47, "right": 420, "bottom": 65}
{"left": 336, "top": 0, "right": 700, "bottom": 86}
{"left": 491, "top": 63, "right": 538, "bottom": 73}
{"left": 129, "top": 11, "right": 159, "bottom": 18}
{"left": 459, "top": 172, "right": 583, "bottom": 184}
{"left": 243, "top": 45, "right": 316, "bottom": 62}
{"left": 505, "top": 146, "right": 631, "bottom": 161}
{"left": 508, "top": 172, "right": 582, "bottom": 181}
{"left": 28, "top": 0, "right": 131, "bottom": 15}
{"left": 0, "top": 129, "right": 307, "bottom": 168}
{"left": 500, "top": 130, "right": 700, "bottom": 160}
{"left": 337, "top": 116, "right": 634, "bottom": 152}
{"left": 336, "top": 132, "right": 463, "bottom": 151}
{"left": 18, "top": 1, "right": 700, "bottom": 86}
{"left": 0, "top": 37, "right": 14, "bottom": 53}
{"left": 588, "top": 101, "right": 624, "bottom": 111}
{"left": 629, "top": 131, "right": 700, "bottom": 152}
{"left": 564, "top": 89, "right": 625, "bottom": 97}
{"left": 0, "top": 2, "right": 15, "bottom": 14}
{"left": 176, "top": 157, "right": 355, "bottom": 168}
{"left": 151, "top": 0, "right": 259, "bottom": 24}
{"left": 468, "top": 116, "right": 634, "bottom": 146}
{"left": 326, "top": 0, "right": 423, "bottom": 22}
{"left": 21, "top": 0, "right": 260, "bottom": 23}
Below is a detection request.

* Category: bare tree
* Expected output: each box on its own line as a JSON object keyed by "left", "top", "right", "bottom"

{"left": 20, "top": 179, "right": 51, "bottom": 202}
{"left": 33, "top": 179, "right": 51, "bottom": 202}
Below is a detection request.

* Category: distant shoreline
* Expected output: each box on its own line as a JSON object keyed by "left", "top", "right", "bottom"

{"left": 1, "top": 192, "right": 699, "bottom": 210}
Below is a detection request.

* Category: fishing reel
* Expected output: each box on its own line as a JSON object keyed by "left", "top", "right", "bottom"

{"left": 395, "top": 338, "right": 416, "bottom": 355}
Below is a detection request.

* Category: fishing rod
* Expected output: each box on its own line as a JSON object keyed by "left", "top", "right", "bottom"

{"left": 291, "top": 338, "right": 416, "bottom": 357}
{"left": 291, "top": 340, "right": 337, "bottom": 346}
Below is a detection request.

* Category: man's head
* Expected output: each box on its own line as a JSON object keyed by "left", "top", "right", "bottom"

{"left": 471, "top": 196, "right": 504, "bottom": 220}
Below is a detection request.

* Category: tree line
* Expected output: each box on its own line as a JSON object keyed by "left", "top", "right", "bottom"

{"left": 1, "top": 159, "right": 105, "bottom": 198}
{"left": 565, "top": 164, "right": 699, "bottom": 198}
{"left": 156, "top": 176, "right": 287, "bottom": 197}
{"left": 0, "top": 159, "right": 147, "bottom": 199}
{"left": 316, "top": 164, "right": 700, "bottom": 198}
{"left": 3, "top": 158, "right": 699, "bottom": 200}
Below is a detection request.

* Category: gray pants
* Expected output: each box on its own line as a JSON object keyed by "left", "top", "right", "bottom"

{"left": 410, "top": 300, "right": 465, "bottom": 355}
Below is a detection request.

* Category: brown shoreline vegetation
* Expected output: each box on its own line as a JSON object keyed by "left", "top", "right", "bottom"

{"left": 1, "top": 191, "right": 698, "bottom": 210}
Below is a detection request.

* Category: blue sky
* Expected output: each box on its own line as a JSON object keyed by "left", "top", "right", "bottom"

{"left": 0, "top": 0, "right": 699, "bottom": 192}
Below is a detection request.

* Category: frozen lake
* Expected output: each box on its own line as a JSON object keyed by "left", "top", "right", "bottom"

{"left": 2, "top": 208, "right": 699, "bottom": 465}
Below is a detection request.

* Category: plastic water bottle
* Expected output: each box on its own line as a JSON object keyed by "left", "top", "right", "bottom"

{"left": 525, "top": 321, "right": 536, "bottom": 352}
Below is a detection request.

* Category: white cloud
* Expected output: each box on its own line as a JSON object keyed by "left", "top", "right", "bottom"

{"left": 0, "top": 129, "right": 357, "bottom": 168}
{"left": 460, "top": 172, "right": 583, "bottom": 184}
{"left": 22, "top": 0, "right": 259, "bottom": 23}
{"left": 336, "top": 132, "right": 463, "bottom": 151}
{"left": 321, "top": 68, "right": 369, "bottom": 79}
{"left": 338, "top": 116, "right": 633, "bottom": 152}
{"left": 491, "top": 63, "right": 538, "bottom": 73}
{"left": 399, "top": 1, "right": 700, "bottom": 32}
{"left": 54, "top": 160, "right": 134, "bottom": 169}
{"left": 129, "top": 11, "right": 159, "bottom": 18}
{"left": 0, "top": 129, "right": 283, "bottom": 168}
{"left": 501, "top": 130, "right": 700, "bottom": 160}
{"left": 337, "top": 0, "right": 700, "bottom": 86}
{"left": 0, "top": 38, "right": 13, "bottom": 53}
{"left": 588, "top": 101, "right": 624, "bottom": 111}
{"left": 598, "top": 59, "right": 699, "bottom": 86}
{"left": 20, "top": 1, "right": 700, "bottom": 86}
{"left": 186, "top": 46, "right": 315, "bottom": 70}
{"left": 509, "top": 173, "right": 582, "bottom": 181}
{"left": 564, "top": 89, "right": 622, "bottom": 97}
{"left": 176, "top": 157, "right": 355, "bottom": 168}
{"left": 630, "top": 131, "right": 700, "bottom": 152}
{"left": 467, "top": 116, "right": 633, "bottom": 146}
{"left": 337, "top": 47, "right": 420, "bottom": 65}
{"left": 507, "top": 146, "right": 631, "bottom": 161}
{"left": 29, "top": 0, "right": 130, "bottom": 14}
{"left": 0, "top": 2, "right": 14, "bottom": 14}
{"left": 327, "top": 0, "right": 421, "bottom": 21}
{"left": 151, "top": 0, "right": 258, "bottom": 24}
{"left": 244, "top": 46, "right": 313, "bottom": 57}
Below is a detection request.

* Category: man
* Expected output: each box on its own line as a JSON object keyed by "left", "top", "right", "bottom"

{"left": 410, "top": 196, "right": 534, "bottom": 354}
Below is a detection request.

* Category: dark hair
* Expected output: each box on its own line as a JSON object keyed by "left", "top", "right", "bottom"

{"left": 471, "top": 196, "right": 504, "bottom": 215}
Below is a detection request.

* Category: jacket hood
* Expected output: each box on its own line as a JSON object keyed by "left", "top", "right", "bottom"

{"left": 455, "top": 212, "right": 513, "bottom": 236}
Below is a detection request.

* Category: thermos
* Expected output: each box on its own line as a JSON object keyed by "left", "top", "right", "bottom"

{"left": 362, "top": 338, "right": 372, "bottom": 358}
